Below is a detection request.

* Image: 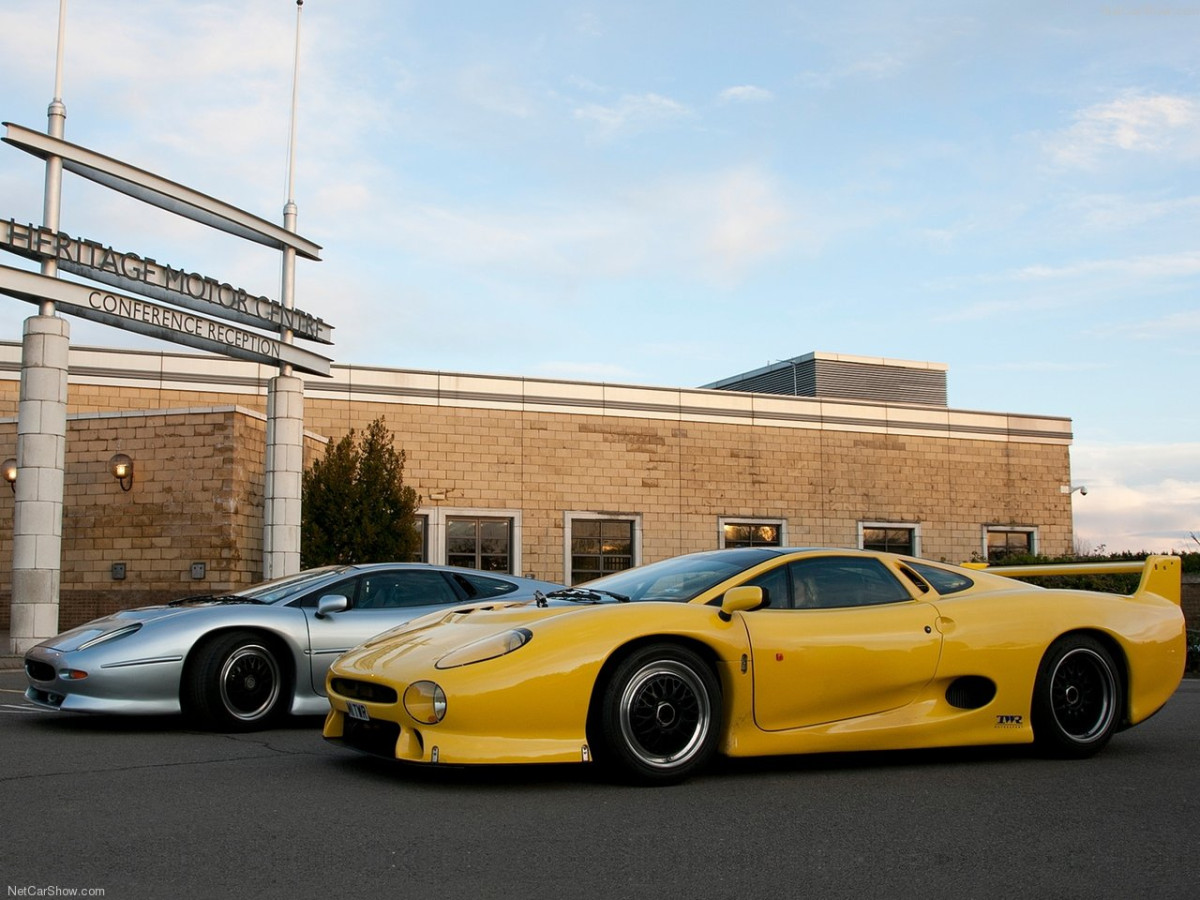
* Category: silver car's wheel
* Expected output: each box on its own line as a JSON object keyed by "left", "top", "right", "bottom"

{"left": 218, "top": 644, "right": 282, "bottom": 722}
{"left": 184, "top": 631, "right": 288, "bottom": 731}
{"left": 598, "top": 645, "right": 721, "bottom": 784}
{"left": 1032, "top": 635, "right": 1122, "bottom": 758}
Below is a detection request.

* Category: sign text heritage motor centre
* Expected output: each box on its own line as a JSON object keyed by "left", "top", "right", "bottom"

{"left": 0, "top": 219, "right": 331, "bottom": 344}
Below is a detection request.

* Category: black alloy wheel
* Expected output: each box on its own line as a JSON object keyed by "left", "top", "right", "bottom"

{"left": 1032, "top": 634, "right": 1122, "bottom": 758}
{"left": 597, "top": 644, "right": 721, "bottom": 784}
{"left": 183, "top": 630, "right": 288, "bottom": 731}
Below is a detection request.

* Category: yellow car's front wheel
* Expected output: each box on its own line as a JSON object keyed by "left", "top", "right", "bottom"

{"left": 597, "top": 644, "right": 722, "bottom": 784}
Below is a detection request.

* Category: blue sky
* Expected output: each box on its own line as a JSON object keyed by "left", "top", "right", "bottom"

{"left": 0, "top": 1, "right": 1197, "bottom": 553}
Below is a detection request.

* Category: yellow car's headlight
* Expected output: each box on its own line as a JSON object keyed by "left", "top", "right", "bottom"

{"left": 435, "top": 628, "right": 532, "bottom": 669}
{"left": 403, "top": 681, "right": 447, "bottom": 724}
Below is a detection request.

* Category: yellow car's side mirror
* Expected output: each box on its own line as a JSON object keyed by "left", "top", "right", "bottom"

{"left": 719, "top": 585, "right": 764, "bottom": 621}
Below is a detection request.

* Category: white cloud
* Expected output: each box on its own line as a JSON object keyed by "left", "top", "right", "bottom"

{"left": 457, "top": 64, "right": 537, "bottom": 118}
{"left": 1013, "top": 250, "right": 1200, "bottom": 282}
{"left": 930, "top": 250, "right": 1200, "bottom": 324}
{"left": 571, "top": 10, "right": 605, "bottom": 38}
{"left": 365, "top": 165, "right": 797, "bottom": 286}
{"left": 1089, "top": 308, "right": 1200, "bottom": 340}
{"left": 573, "top": 93, "right": 692, "bottom": 138}
{"left": 1071, "top": 442, "right": 1200, "bottom": 553}
{"left": 1066, "top": 192, "right": 1200, "bottom": 231}
{"left": 1045, "top": 92, "right": 1200, "bottom": 168}
{"left": 931, "top": 292, "right": 1074, "bottom": 323}
{"left": 692, "top": 169, "right": 793, "bottom": 277}
{"left": 717, "top": 85, "right": 774, "bottom": 104}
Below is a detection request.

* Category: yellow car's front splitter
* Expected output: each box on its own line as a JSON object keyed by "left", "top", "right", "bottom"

{"left": 324, "top": 706, "right": 593, "bottom": 765}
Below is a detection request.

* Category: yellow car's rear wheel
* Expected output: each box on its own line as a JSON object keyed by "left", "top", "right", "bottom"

{"left": 598, "top": 644, "right": 721, "bottom": 784}
{"left": 1032, "top": 635, "right": 1122, "bottom": 758}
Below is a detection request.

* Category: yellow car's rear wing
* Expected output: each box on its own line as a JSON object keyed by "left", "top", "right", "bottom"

{"left": 963, "top": 555, "right": 1182, "bottom": 606}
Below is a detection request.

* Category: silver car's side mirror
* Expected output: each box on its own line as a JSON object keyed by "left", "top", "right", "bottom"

{"left": 315, "top": 594, "right": 350, "bottom": 619}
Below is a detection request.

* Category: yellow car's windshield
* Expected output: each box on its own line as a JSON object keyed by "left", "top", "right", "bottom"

{"left": 574, "top": 548, "right": 781, "bottom": 603}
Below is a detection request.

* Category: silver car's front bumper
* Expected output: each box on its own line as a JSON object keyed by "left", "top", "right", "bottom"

{"left": 24, "top": 645, "right": 185, "bottom": 715}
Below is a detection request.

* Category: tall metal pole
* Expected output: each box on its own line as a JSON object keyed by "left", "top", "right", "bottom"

{"left": 11, "top": 0, "right": 71, "bottom": 652}
{"left": 281, "top": 0, "right": 303, "bottom": 364}
{"left": 263, "top": 0, "right": 306, "bottom": 579}
{"left": 39, "top": 0, "right": 68, "bottom": 309}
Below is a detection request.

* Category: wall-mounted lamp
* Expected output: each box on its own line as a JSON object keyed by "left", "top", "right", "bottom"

{"left": 2, "top": 458, "right": 15, "bottom": 492}
{"left": 109, "top": 453, "right": 134, "bottom": 491}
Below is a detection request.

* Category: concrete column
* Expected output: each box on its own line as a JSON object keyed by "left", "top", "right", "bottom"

{"left": 10, "top": 314, "right": 70, "bottom": 654}
{"left": 262, "top": 374, "right": 304, "bottom": 580}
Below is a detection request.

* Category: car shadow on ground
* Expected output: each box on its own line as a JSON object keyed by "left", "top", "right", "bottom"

{"left": 23, "top": 710, "right": 329, "bottom": 735}
{"left": 320, "top": 741, "right": 1050, "bottom": 791}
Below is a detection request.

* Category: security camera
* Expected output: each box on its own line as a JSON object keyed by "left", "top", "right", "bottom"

{"left": 1080, "top": 486, "right": 1087, "bottom": 496}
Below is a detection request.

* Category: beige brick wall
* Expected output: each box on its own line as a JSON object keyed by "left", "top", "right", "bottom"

{"left": 0, "top": 350, "right": 1076, "bottom": 630}
{"left": 297, "top": 397, "right": 1072, "bottom": 582}
{"left": 0, "top": 407, "right": 324, "bottom": 630}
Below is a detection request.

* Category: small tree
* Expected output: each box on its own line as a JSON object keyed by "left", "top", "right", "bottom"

{"left": 301, "top": 417, "right": 421, "bottom": 566}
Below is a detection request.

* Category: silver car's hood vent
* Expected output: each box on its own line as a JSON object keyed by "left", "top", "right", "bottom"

{"left": 166, "top": 594, "right": 261, "bottom": 608}
{"left": 43, "top": 606, "right": 186, "bottom": 650}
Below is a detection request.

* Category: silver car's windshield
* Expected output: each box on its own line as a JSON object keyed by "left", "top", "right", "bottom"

{"left": 240, "top": 566, "right": 351, "bottom": 604}
{"left": 576, "top": 548, "right": 780, "bottom": 603}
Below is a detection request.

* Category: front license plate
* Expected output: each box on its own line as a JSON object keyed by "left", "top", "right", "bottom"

{"left": 346, "top": 701, "right": 369, "bottom": 721}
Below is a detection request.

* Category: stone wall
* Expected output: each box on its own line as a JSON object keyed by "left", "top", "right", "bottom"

{"left": 0, "top": 406, "right": 326, "bottom": 630}
{"left": 0, "top": 344, "right": 1079, "bottom": 629}
{"left": 299, "top": 399, "right": 1074, "bottom": 581}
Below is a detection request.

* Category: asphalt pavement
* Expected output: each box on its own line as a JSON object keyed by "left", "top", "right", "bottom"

{"left": 2, "top": 667, "right": 1199, "bottom": 900}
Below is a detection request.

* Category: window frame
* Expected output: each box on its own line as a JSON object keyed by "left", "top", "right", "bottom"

{"left": 564, "top": 511, "right": 642, "bottom": 586}
{"left": 717, "top": 517, "right": 787, "bottom": 549}
{"left": 983, "top": 525, "right": 1038, "bottom": 561}
{"left": 419, "top": 506, "right": 523, "bottom": 575}
{"left": 858, "top": 521, "right": 921, "bottom": 557}
{"left": 410, "top": 514, "right": 428, "bottom": 563}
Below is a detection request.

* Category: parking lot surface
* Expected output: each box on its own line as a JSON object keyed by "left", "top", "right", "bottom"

{"left": 2, "top": 669, "right": 1198, "bottom": 900}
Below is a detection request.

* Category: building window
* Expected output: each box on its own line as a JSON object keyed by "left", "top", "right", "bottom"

{"left": 985, "top": 526, "right": 1036, "bottom": 561}
{"left": 410, "top": 515, "right": 428, "bottom": 562}
{"left": 719, "top": 518, "right": 785, "bottom": 549}
{"left": 859, "top": 522, "right": 919, "bottom": 556}
{"left": 447, "top": 516, "right": 512, "bottom": 572}
{"left": 419, "top": 507, "right": 524, "bottom": 576}
{"left": 565, "top": 513, "right": 641, "bottom": 585}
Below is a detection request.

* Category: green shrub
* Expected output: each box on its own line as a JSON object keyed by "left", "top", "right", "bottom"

{"left": 301, "top": 417, "right": 421, "bottom": 567}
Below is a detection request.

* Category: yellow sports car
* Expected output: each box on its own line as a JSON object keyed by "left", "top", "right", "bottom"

{"left": 323, "top": 548, "right": 1185, "bottom": 783}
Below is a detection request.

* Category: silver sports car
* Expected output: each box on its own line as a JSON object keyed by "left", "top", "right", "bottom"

{"left": 23, "top": 563, "right": 563, "bottom": 730}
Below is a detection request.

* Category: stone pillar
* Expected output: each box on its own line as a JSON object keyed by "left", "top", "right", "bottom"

{"left": 10, "top": 315, "right": 70, "bottom": 654}
{"left": 262, "top": 374, "right": 304, "bottom": 580}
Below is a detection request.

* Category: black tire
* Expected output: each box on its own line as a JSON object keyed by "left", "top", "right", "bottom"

{"left": 183, "top": 631, "right": 288, "bottom": 731}
{"left": 1031, "top": 635, "right": 1122, "bottom": 758}
{"left": 597, "top": 644, "right": 721, "bottom": 784}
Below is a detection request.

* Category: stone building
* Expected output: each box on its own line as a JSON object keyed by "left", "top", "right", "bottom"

{"left": 0, "top": 344, "right": 1075, "bottom": 632}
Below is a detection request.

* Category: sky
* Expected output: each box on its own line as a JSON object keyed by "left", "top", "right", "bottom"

{"left": 0, "top": 0, "right": 1196, "bottom": 554}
